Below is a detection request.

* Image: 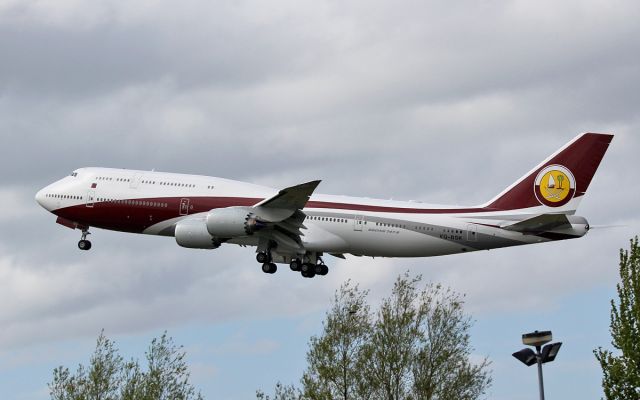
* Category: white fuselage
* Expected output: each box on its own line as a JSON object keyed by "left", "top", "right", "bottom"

{"left": 35, "top": 167, "right": 588, "bottom": 260}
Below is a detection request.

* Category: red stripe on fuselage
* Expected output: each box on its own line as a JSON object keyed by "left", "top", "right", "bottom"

{"left": 54, "top": 197, "right": 259, "bottom": 233}
{"left": 54, "top": 196, "right": 500, "bottom": 234}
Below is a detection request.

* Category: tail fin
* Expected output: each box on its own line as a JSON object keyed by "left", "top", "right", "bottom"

{"left": 483, "top": 133, "right": 613, "bottom": 213}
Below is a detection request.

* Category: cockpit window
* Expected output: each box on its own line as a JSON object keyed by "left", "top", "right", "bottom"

{"left": 70, "top": 172, "right": 78, "bottom": 177}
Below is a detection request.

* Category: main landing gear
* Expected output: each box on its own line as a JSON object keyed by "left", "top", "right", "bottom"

{"left": 299, "top": 261, "right": 329, "bottom": 278}
{"left": 256, "top": 252, "right": 277, "bottom": 274}
{"left": 262, "top": 262, "right": 277, "bottom": 274}
{"left": 78, "top": 229, "right": 92, "bottom": 251}
{"left": 257, "top": 251, "right": 329, "bottom": 278}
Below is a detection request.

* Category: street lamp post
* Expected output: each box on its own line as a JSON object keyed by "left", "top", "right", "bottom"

{"left": 512, "top": 330, "right": 562, "bottom": 400}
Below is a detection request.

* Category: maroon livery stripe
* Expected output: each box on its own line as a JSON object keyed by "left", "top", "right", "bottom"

{"left": 54, "top": 196, "right": 495, "bottom": 234}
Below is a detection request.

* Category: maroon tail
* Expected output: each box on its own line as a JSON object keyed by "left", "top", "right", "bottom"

{"left": 485, "top": 133, "right": 614, "bottom": 211}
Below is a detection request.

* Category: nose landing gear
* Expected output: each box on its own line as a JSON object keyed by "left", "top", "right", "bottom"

{"left": 78, "top": 229, "right": 92, "bottom": 250}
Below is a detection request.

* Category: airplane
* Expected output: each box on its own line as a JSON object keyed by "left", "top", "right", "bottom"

{"left": 35, "top": 132, "right": 613, "bottom": 278}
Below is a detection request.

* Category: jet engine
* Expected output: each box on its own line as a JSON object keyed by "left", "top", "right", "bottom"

{"left": 206, "top": 207, "right": 267, "bottom": 238}
{"left": 175, "top": 218, "right": 222, "bottom": 249}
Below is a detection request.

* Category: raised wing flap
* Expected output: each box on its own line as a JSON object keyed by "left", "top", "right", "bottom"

{"left": 502, "top": 214, "right": 571, "bottom": 233}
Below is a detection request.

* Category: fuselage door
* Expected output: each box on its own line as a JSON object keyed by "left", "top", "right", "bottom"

{"left": 130, "top": 174, "right": 142, "bottom": 189}
{"left": 179, "top": 198, "right": 190, "bottom": 215}
{"left": 467, "top": 224, "right": 477, "bottom": 241}
{"left": 354, "top": 214, "right": 364, "bottom": 231}
{"left": 86, "top": 189, "right": 95, "bottom": 208}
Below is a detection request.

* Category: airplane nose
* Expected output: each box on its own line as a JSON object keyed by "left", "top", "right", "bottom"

{"left": 35, "top": 188, "right": 46, "bottom": 208}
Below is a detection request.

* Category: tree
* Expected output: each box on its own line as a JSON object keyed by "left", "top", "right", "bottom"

{"left": 267, "top": 273, "right": 492, "bottom": 400}
{"left": 411, "top": 282, "right": 491, "bottom": 400}
{"left": 141, "top": 333, "right": 203, "bottom": 400}
{"left": 365, "top": 274, "right": 421, "bottom": 400}
{"left": 595, "top": 236, "right": 640, "bottom": 399}
{"left": 49, "top": 331, "right": 203, "bottom": 400}
{"left": 364, "top": 273, "right": 491, "bottom": 400}
{"left": 256, "top": 382, "right": 302, "bottom": 400}
{"left": 302, "top": 280, "right": 372, "bottom": 400}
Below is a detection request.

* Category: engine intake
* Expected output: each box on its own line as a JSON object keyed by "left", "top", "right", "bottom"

{"left": 175, "top": 219, "right": 222, "bottom": 249}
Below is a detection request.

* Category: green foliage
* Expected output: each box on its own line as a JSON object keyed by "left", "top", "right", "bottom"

{"left": 256, "top": 382, "right": 303, "bottom": 400}
{"left": 365, "top": 273, "right": 491, "bottom": 400}
{"left": 261, "top": 273, "right": 491, "bottom": 400}
{"left": 365, "top": 274, "right": 421, "bottom": 400}
{"left": 49, "top": 331, "right": 203, "bottom": 400}
{"left": 595, "top": 236, "right": 640, "bottom": 399}
{"left": 302, "top": 280, "right": 372, "bottom": 400}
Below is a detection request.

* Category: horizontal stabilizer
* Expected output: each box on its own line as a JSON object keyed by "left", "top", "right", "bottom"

{"left": 502, "top": 214, "right": 571, "bottom": 233}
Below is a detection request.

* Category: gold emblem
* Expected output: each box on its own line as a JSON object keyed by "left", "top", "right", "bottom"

{"left": 534, "top": 165, "right": 575, "bottom": 207}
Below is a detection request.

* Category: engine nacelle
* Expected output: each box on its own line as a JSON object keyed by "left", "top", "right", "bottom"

{"left": 206, "top": 207, "right": 266, "bottom": 238}
{"left": 175, "top": 218, "right": 221, "bottom": 249}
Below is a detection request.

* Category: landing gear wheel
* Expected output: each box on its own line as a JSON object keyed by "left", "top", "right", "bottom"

{"left": 301, "top": 270, "right": 315, "bottom": 278}
{"left": 78, "top": 228, "right": 91, "bottom": 250}
{"left": 262, "top": 263, "right": 277, "bottom": 274}
{"left": 315, "top": 264, "right": 328, "bottom": 276}
{"left": 301, "top": 263, "right": 314, "bottom": 274}
{"left": 290, "top": 259, "right": 302, "bottom": 271}
{"left": 256, "top": 252, "right": 270, "bottom": 264}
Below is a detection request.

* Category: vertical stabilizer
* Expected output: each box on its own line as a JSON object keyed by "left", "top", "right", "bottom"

{"left": 483, "top": 133, "right": 613, "bottom": 213}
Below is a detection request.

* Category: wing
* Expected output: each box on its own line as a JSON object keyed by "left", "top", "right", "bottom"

{"left": 255, "top": 180, "right": 321, "bottom": 210}
{"left": 252, "top": 180, "right": 321, "bottom": 254}
{"left": 252, "top": 180, "right": 321, "bottom": 221}
{"left": 501, "top": 214, "right": 571, "bottom": 234}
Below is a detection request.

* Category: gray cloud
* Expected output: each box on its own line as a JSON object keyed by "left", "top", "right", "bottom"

{"left": 1, "top": 1, "right": 639, "bottom": 397}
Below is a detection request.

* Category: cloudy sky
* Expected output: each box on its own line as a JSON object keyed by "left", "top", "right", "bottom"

{"left": 1, "top": 0, "right": 639, "bottom": 398}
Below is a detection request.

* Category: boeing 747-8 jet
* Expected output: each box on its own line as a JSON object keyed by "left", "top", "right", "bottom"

{"left": 35, "top": 133, "right": 613, "bottom": 278}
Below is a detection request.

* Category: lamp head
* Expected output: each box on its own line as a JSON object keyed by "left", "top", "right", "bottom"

{"left": 512, "top": 348, "right": 537, "bottom": 366}
{"left": 522, "top": 330, "right": 552, "bottom": 347}
{"left": 540, "top": 342, "right": 562, "bottom": 363}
